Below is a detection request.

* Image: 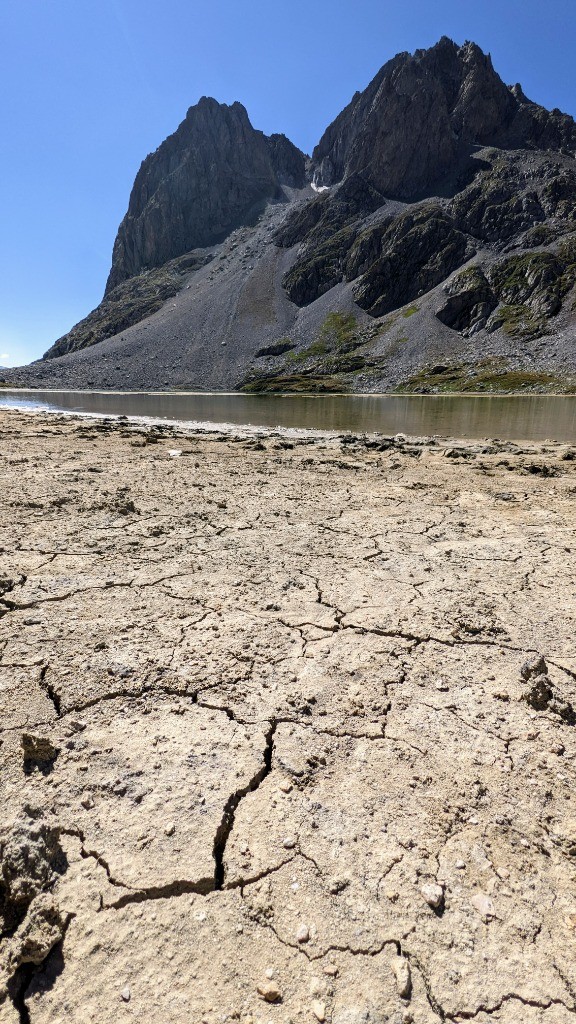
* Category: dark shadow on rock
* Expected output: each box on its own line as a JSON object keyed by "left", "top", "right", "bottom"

{"left": 26, "top": 933, "right": 69, "bottom": 1001}
{"left": 21, "top": 734, "right": 60, "bottom": 776}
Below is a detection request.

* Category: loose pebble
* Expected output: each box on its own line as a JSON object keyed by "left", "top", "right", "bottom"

{"left": 120, "top": 986, "right": 131, "bottom": 1002}
{"left": 282, "top": 836, "right": 297, "bottom": 849}
{"left": 312, "top": 999, "right": 326, "bottom": 1021}
{"left": 471, "top": 892, "right": 496, "bottom": 919}
{"left": 391, "top": 956, "right": 412, "bottom": 999}
{"left": 421, "top": 883, "right": 444, "bottom": 910}
{"left": 296, "top": 924, "right": 310, "bottom": 943}
{"left": 257, "top": 981, "right": 282, "bottom": 1003}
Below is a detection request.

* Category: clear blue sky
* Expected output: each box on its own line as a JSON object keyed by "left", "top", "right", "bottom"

{"left": 1, "top": 0, "right": 576, "bottom": 366}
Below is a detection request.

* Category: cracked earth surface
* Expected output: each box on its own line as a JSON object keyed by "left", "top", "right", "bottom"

{"left": 1, "top": 410, "right": 576, "bottom": 1024}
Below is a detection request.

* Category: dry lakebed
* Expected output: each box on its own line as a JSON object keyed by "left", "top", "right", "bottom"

{"left": 1, "top": 409, "right": 576, "bottom": 1024}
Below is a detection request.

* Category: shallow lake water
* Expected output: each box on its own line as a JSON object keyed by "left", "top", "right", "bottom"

{"left": 1, "top": 389, "right": 576, "bottom": 443}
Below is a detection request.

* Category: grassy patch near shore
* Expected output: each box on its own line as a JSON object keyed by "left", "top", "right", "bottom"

{"left": 241, "top": 373, "right": 349, "bottom": 393}
{"left": 240, "top": 311, "right": 367, "bottom": 392}
{"left": 398, "top": 362, "right": 576, "bottom": 394}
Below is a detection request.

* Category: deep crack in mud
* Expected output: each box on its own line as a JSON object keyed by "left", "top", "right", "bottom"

{"left": 213, "top": 720, "right": 277, "bottom": 890}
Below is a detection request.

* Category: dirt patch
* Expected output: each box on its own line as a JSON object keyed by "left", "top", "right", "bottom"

{"left": 1, "top": 410, "right": 576, "bottom": 1023}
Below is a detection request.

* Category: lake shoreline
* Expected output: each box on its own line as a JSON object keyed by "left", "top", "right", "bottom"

{"left": 1, "top": 403, "right": 576, "bottom": 448}
{"left": 2, "top": 390, "right": 576, "bottom": 442}
{"left": 2, "top": 383, "right": 576, "bottom": 396}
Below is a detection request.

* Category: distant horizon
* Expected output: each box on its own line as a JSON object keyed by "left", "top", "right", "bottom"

{"left": 2, "top": 0, "right": 576, "bottom": 367}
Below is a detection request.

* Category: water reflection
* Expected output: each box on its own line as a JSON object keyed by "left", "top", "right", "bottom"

{"left": 1, "top": 390, "right": 575, "bottom": 443}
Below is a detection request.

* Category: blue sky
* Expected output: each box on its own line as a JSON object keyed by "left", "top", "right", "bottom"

{"left": 1, "top": 0, "right": 576, "bottom": 366}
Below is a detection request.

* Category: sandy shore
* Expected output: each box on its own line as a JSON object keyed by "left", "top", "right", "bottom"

{"left": 1, "top": 410, "right": 576, "bottom": 1024}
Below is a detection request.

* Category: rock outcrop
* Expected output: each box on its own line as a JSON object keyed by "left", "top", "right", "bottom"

{"left": 105, "top": 97, "right": 306, "bottom": 293}
{"left": 310, "top": 37, "right": 576, "bottom": 197}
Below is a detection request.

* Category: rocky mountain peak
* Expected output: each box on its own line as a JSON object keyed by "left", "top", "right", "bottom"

{"left": 311, "top": 38, "right": 575, "bottom": 199}
{"left": 509, "top": 82, "right": 530, "bottom": 104}
{"left": 105, "top": 96, "right": 306, "bottom": 294}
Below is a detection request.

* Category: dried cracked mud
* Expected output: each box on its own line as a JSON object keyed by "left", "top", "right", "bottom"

{"left": 1, "top": 410, "right": 576, "bottom": 1024}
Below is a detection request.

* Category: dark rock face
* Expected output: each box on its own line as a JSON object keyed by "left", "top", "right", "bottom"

{"left": 484, "top": 246, "right": 576, "bottom": 339}
{"left": 282, "top": 200, "right": 476, "bottom": 314}
{"left": 267, "top": 133, "right": 308, "bottom": 188}
{"left": 311, "top": 37, "right": 576, "bottom": 198}
{"left": 350, "top": 207, "right": 474, "bottom": 317}
{"left": 273, "top": 39, "right": 576, "bottom": 325}
{"left": 105, "top": 97, "right": 306, "bottom": 293}
{"left": 435, "top": 242, "right": 576, "bottom": 342}
{"left": 435, "top": 266, "right": 497, "bottom": 336}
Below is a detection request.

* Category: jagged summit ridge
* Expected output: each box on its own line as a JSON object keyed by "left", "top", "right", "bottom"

{"left": 106, "top": 96, "right": 307, "bottom": 293}
{"left": 311, "top": 36, "right": 576, "bottom": 198}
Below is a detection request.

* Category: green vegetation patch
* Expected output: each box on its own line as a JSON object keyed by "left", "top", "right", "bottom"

{"left": 523, "top": 224, "right": 558, "bottom": 248}
{"left": 487, "top": 249, "right": 576, "bottom": 336}
{"left": 240, "top": 311, "right": 369, "bottom": 392}
{"left": 317, "top": 311, "right": 359, "bottom": 350}
{"left": 398, "top": 361, "right": 575, "bottom": 394}
{"left": 490, "top": 304, "right": 549, "bottom": 340}
{"left": 241, "top": 373, "right": 349, "bottom": 394}
{"left": 491, "top": 252, "right": 558, "bottom": 289}
{"left": 449, "top": 266, "right": 487, "bottom": 291}
{"left": 280, "top": 312, "right": 362, "bottom": 368}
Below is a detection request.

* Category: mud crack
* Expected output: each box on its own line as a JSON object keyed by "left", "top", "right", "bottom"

{"left": 38, "top": 666, "right": 61, "bottom": 716}
{"left": 213, "top": 719, "right": 277, "bottom": 890}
